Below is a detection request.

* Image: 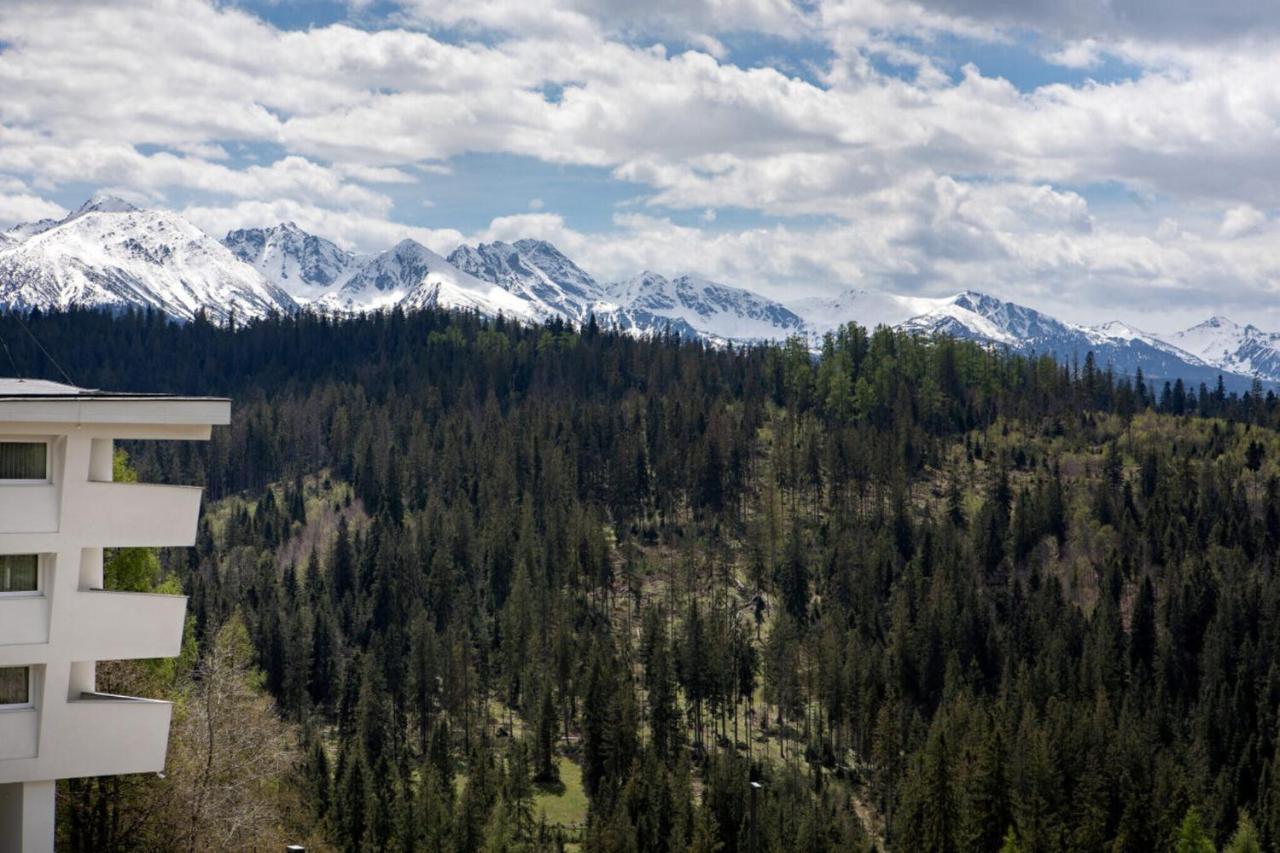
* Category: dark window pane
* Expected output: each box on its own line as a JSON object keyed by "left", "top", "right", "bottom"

{"left": 0, "top": 667, "right": 29, "bottom": 705}
{"left": 0, "top": 555, "right": 37, "bottom": 593}
{"left": 0, "top": 443, "right": 46, "bottom": 480}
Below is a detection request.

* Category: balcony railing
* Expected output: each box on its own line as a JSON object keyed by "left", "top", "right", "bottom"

{"left": 0, "top": 708, "right": 38, "bottom": 761}
{"left": 63, "top": 590, "right": 187, "bottom": 660}
{"left": 52, "top": 693, "right": 173, "bottom": 777}
{"left": 0, "top": 594, "right": 49, "bottom": 647}
{"left": 77, "top": 483, "right": 204, "bottom": 548}
{"left": 0, "top": 483, "right": 57, "bottom": 535}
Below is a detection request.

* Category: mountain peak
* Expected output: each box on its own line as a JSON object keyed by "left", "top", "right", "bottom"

{"left": 446, "top": 237, "right": 603, "bottom": 323}
{"left": 510, "top": 237, "right": 563, "bottom": 257}
{"left": 0, "top": 202, "right": 295, "bottom": 321}
{"left": 222, "top": 222, "right": 357, "bottom": 295}
{"left": 392, "top": 238, "right": 430, "bottom": 255}
{"left": 72, "top": 195, "right": 140, "bottom": 217}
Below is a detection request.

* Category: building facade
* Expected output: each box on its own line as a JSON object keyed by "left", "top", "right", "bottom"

{"left": 0, "top": 379, "right": 229, "bottom": 853}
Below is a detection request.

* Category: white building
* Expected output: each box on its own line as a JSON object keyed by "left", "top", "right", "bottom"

{"left": 0, "top": 378, "right": 229, "bottom": 853}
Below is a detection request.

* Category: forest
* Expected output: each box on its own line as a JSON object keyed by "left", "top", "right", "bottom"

{"left": 3, "top": 306, "right": 1279, "bottom": 852}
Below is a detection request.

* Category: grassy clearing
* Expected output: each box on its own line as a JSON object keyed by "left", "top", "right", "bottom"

{"left": 533, "top": 756, "right": 588, "bottom": 830}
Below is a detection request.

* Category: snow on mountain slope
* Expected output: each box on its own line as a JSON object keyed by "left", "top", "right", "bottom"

{"left": 3, "top": 219, "right": 59, "bottom": 243}
{"left": 2, "top": 195, "right": 140, "bottom": 244}
{"left": 600, "top": 271, "right": 807, "bottom": 345}
{"left": 224, "top": 222, "right": 358, "bottom": 297}
{"left": 339, "top": 239, "right": 535, "bottom": 319}
{"left": 1087, "top": 320, "right": 1212, "bottom": 364}
{"left": 447, "top": 239, "right": 602, "bottom": 322}
{"left": 1, "top": 196, "right": 1276, "bottom": 391}
{"left": 791, "top": 288, "right": 975, "bottom": 337}
{"left": 788, "top": 287, "right": 1248, "bottom": 387}
{"left": 1169, "top": 317, "right": 1280, "bottom": 381}
{"left": 0, "top": 201, "right": 296, "bottom": 322}
{"left": 793, "top": 288, "right": 1082, "bottom": 347}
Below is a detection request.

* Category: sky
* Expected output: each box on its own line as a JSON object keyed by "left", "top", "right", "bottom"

{"left": 1, "top": 0, "right": 1280, "bottom": 332}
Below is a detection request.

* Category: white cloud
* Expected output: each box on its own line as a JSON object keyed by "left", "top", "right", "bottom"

{"left": 0, "top": 178, "right": 64, "bottom": 228}
{"left": 1044, "top": 39, "right": 1104, "bottom": 69}
{"left": 1220, "top": 204, "right": 1268, "bottom": 239}
{"left": 182, "top": 199, "right": 464, "bottom": 255}
{"left": 1, "top": 0, "right": 1280, "bottom": 327}
{"left": 909, "top": 0, "right": 1280, "bottom": 44}
{"left": 391, "top": 0, "right": 810, "bottom": 42}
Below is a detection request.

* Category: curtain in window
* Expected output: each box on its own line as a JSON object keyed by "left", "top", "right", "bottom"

{"left": 0, "top": 667, "right": 28, "bottom": 705}
{"left": 0, "top": 442, "right": 46, "bottom": 479}
{"left": 0, "top": 555, "right": 37, "bottom": 592}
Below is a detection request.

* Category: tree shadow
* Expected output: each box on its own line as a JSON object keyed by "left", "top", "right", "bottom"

{"left": 534, "top": 776, "right": 566, "bottom": 796}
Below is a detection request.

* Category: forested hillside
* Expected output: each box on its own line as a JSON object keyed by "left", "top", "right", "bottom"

{"left": 5, "top": 307, "right": 1278, "bottom": 851}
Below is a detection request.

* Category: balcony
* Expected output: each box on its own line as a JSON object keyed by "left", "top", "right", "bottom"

{"left": 0, "top": 708, "right": 38, "bottom": 761}
{"left": 63, "top": 590, "right": 187, "bottom": 660}
{"left": 0, "top": 483, "right": 57, "bottom": 535}
{"left": 76, "top": 483, "right": 204, "bottom": 548}
{"left": 0, "top": 594, "right": 48, "bottom": 647}
{"left": 52, "top": 693, "right": 172, "bottom": 777}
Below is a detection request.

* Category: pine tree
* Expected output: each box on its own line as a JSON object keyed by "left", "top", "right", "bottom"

{"left": 1224, "top": 810, "right": 1261, "bottom": 853}
{"left": 534, "top": 680, "right": 559, "bottom": 784}
{"left": 1175, "top": 807, "right": 1215, "bottom": 853}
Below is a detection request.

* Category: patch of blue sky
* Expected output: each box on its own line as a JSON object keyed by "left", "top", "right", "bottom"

{"left": 391, "top": 152, "right": 844, "bottom": 235}
{"left": 707, "top": 32, "right": 835, "bottom": 88}
{"left": 538, "top": 82, "right": 569, "bottom": 104}
{"left": 33, "top": 182, "right": 104, "bottom": 217}
{"left": 229, "top": 0, "right": 400, "bottom": 31}
{"left": 875, "top": 31, "right": 1143, "bottom": 91}
{"left": 1071, "top": 180, "right": 1156, "bottom": 210}
{"left": 136, "top": 140, "right": 290, "bottom": 168}
{"left": 389, "top": 152, "right": 640, "bottom": 233}
{"left": 653, "top": 204, "right": 836, "bottom": 232}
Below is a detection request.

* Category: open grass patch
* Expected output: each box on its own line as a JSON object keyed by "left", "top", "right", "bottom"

{"left": 533, "top": 756, "right": 588, "bottom": 830}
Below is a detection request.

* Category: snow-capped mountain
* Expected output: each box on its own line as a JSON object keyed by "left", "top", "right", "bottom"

{"left": 447, "top": 239, "right": 602, "bottom": 323}
{"left": 323, "top": 239, "right": 531, "bottom": 317}
{"left": 448, "top": 243, "right": 807, "bottom": 346}
{"left": 791, "top": 288, "right": 983, "bottom": 337}
{"left": 224, "top": 222, "right": 358, "bottom": 296}
{"left": 1167, "top": 317, "right": 1280, "bottom": 383}
{"left": 790, "top": 288, "right": 1252, "bottom": 388}
{"left": 3, "top": 195, "right": 143, "bottom": 244}
{"left": 220, "top": 225, "right": 534, "bottom": 317}
{"left": 2, "top": 197, "right": 1278, "bottom": 389}
{"left": 0, "top": 197, "right": 295, "bottom": 322}
{"left": 599, "top": 271, "right": 807, "bottom": 345}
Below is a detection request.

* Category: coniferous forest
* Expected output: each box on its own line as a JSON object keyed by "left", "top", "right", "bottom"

{"left": 8, "top": 306, "right": 1280, "bottom": 852}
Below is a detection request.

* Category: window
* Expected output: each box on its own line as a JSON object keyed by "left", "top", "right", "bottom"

{"left": 0, "top": 667, "right": 29, "bottom": 707}
{"left": 0, "top": 442, "right": 47, "bottom": 481}
{"left": 0, "top": 555, "right": 38, "bottom": 594}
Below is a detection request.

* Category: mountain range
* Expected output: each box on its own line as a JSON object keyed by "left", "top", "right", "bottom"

{"left": 1, "top": 195, "right": 1276, "bottom": 390}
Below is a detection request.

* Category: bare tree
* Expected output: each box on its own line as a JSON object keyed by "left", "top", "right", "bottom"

{"left": 166, "top": 613, "right": 300, "bottom": 852}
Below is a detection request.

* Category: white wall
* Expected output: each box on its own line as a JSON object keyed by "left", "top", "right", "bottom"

{"left": 0, "top": 397, "right": 228, "bottom": 852}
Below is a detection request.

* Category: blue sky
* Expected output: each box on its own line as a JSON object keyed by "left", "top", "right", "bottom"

{"left": 2, "top": 0, "right": 1280, "bottom": 331}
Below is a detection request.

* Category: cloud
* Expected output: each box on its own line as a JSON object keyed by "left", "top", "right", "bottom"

{"left": 2, "top": 0, "right": 1280, "bottom": 330}
{"left": 1220, "top": 204, "right": 1268, "bottom": 239}
{"left": 0, "top": 179, "right": 64, "bottom": 228}
{"left": 182, "top": 198, "right": 464, "bottom": 254}
{"left": 909, "top": 0, "right": 1280, "bottom": 44}
{"left": 391, "top": 0, "right": 810, "bottom": 42}
{"left": 1044, "top": 39, "right": 1104, "bottom": 69}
